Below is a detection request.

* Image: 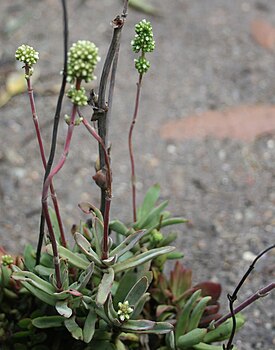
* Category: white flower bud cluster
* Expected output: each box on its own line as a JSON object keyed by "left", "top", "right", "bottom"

{"left": 67, "top": 40, "right": 100, "bottom": 83}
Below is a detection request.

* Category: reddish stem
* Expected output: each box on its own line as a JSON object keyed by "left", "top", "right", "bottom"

{"left": 42, "top": 79, "right": 81, "bottom": 290}
{"left": 214, "top": 282, "right": 275, "bottom": 328}
{"left": 128, "top": 74, "right": 143, "bottom": 222}
{"left": 26, "top": 72, "right": 67, "bottom": 248}
{"left": 81, "top": 117, "right": 112, "bottom": 260}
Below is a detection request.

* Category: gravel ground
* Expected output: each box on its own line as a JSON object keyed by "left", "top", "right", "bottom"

{"left": 0, "top": 0, "right": 274, "bottom": 349}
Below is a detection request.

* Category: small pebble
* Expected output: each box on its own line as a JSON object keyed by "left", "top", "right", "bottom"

{"left": 242, "top": 251, "right": 257, "bottom": 262}
{"left": 167, "top": 144, "right": 177, "bottom": 154}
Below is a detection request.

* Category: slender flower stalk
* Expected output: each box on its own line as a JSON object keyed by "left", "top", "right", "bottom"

{"left": 15, "top": 44, "right": 66, "bottom": 289}
{"left": 42, "top": 91, "right": 79, "bottom": 290}
{"left": 25, "top": 69, "right": 67, "bottom": 248}
{"left": 41, "top": 39, "right": 99, "bottom": 290}
{"left": 82, "top": 117, "right": 112, "bottom": 260}
{"left": 128, "top": 74, "right": 143, "bottom": 222}
{"left": 37, "top": 0, "right": 69, "bottom": 265}
{"left": 129, "top": 19, "right": 155, "bottom": 222}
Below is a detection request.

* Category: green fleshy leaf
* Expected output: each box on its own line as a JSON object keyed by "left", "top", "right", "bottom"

{"left": 110, "top": 230, "right": 146, "bottom": 258}
{"left": 78, "top": 201, "right": 103, "bottom": 222}
{"left": 46, "top": 244, "right": 89, "bottom": 270}
{"left": 115, "top": 338, "right": 127, "bottom": 350}
{"left": 20, "top": 280, "right": 56, "bottom": 305}
{"left": 74, "top": 232, "right": 102, "bottom": 266}
{"left": 145, "top": 218, "right": 188, "bottom": 236}
{"left": 60, "top": 259, "right": 69, "bottom": 290}
{"left": 113, "top": 270, "right": 138, "bottom": 307}
{"left": 75, "top": 262, "right": 94, "bottom": 290}
{"left": 96, "top": 268, "right": 115, "bottom": 305}
{"left": 18, "top": 318, "right": 32, "bottom": 329}
{"left": 113, "top": 246, "right": 175, "bottom": 273}
{"left": 56, "top": 300, "right": 73, "bottom": 318}
{"left": 135, "top": 200, "right": 169, "bottom": 229}
{"left": 177, "top": 328, "right": 207, "bottom": 349}
{"left": 39, "top": 252, "right": 54, "bottom": 268}
{"left": 137, "top": 184, "right": 160, "bottom": 221}
{"left": 1, "top": 265, "right": 12, "bottom": 287}
{"left": 130, "top": 292, "right": 150, "bottom": 319}
{"left": 175, "top": 289, "right": 201, "bottom": 338}
{"left": 124, "top": 276, "right": 148, "bottom": 306}
{"left": 203, "top": 314, "right": 245, "bottom": 343}
{"left": 120, "top": 319, "right": 155, "bottom": 331}
{"left": 34, "top": 265, "right": 54, "bottom": 276}
{"left": 94, "top": 217, "right": 104, "bottom": 255}
{"left": 64, "top": 316, "right": 83, "bottom": 340}
{"left": 23, "top": 244, "right": 36, "bottom": 272}
{"left": 104, "top": 294, "right": 121, "bottom": 326}
{"left": 165, "top": 331, "right": 176, "bottom": 350}
{"left": 12, "top": 270, "right": 55, "bottom": 295}
{"left": 166, "top": 251, "right": 184, "bottom": 260}
{"left": 109, "top": 220, "right": 130, "bottom": 236}
{"left": 12, "top": 330, "right": 33, "bottom": 339}
{"left": 49, "top": 206, "right": 61, "bottom": 243}
{"left": 187, "top": 296, "right": 211, "bottom": 332}
{"left": 158, "top": 232, "right": 178, "bottom": 247}
{"left": 121, "top": 320, "right": 173, "bottom": 334}
{"left": 83, "top": 308, "right": 97, "bottom": 343}
{"left": 32, "top": 316, "right": 65, "bottom": 328}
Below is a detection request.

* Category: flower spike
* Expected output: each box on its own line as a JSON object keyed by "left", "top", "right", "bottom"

{"left": 15, "top": 44, "right": 39, "bottom": 78}
{"left": 67, "top": 40, "right": 100, "bottom": 83}
{"left": 131, "top": 19, "right": 155, "bottom": 74}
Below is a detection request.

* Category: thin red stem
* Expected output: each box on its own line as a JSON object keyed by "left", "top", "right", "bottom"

{"left": 26, "top": 72, "right": 67, "bottom": 248}
{"left": 81, "top": 117, "right": 112, "bottom": 260}
{"left": 41, "top": 79, "right": 81, "bottom": 290}
{"left": 128, "top": 74, "right": 143, "bottom": 223}
{"left": 214, "top": 282, "right": 275, "bottom": 327}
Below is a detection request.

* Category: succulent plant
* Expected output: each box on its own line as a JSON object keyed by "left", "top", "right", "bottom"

{"left": 3, "top": 5, "right": 249, "bottom": 349}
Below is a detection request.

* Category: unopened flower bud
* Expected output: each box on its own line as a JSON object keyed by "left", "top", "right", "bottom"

{"left": 67, "top": 86, "right": 88, "bottom": 106}
{"left": 93, "top": 170, "right": 107, "bottom": 190}
{"left": 1, "top": 255, "right": 14, "bottom": 266}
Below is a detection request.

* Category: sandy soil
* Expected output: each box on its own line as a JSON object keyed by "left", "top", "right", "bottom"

{"left": 0, "top": 0, "right": 274, "bottom": 349}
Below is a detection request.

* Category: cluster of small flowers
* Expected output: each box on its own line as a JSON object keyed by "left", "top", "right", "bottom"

{"left": 134, "top": 57, "right": 150, "bottom": 74}
{"left": 1, "top": 255, "right": 14, "bottom": 266}
{"left": 66, "top": 86, "right": 88, "bottom": 106}
{"left": 15, "top": 44, "right": 39, "bottom": 78}
{"left": 15, "top": 44, "right": 39, "bottom": 66}
{"left": 131, "top": 19, "right": 155, "bottom": 54}
{"left": 117, "top": 301, "right": 133, "bottom": 322}
{"left": 67, "top": 40, "right": 100, "bottom": 83}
